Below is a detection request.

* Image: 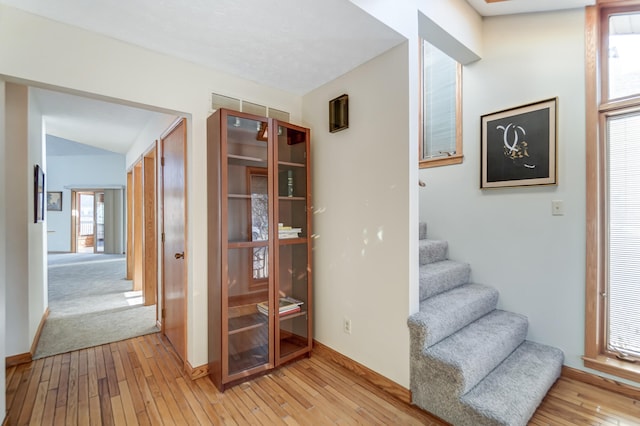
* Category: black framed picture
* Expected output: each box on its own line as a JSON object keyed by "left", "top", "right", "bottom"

{"left": 47, "top": 191, "right": 62, "bottom": 211}
{"left": 481, "top": 98, "right": 557, "bottom": 188}
{"left": 329, "top": 94, "right": 349, "bottom": 133}
{"left": 34, "top": 164, "right": 45, "bottom": 223}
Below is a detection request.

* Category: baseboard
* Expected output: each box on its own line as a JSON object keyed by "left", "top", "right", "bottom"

{"left": 562, "top": 365, "right": 640, "bottom": 400}
{"left": 30, "top": 307, "right": 50, "bottom": 356}
{"left": 312, "top": 340, "right": 411, "bottom": 404}
{"left": 186, "top": 361, "right": 209, "bottom": 380}
{"left": 6, "top": 352, "right": 32, "bottom": 368}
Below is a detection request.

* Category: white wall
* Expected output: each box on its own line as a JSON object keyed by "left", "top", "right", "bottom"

{"left": 5, "top": 83, "right": 30, "bottom": 356}
{"left": 46, "top": 149, "right": 126, "bottom": 252}
{"left": 420, "top": 9, "right": 589, "bottom": 373}
{"left": 28, "top": 88, "right": 47, "bottom": 348}
{"left": 303, "top": 43, "right": 413, "bottom": 387}
{"left": 0, "top": 79, "right": 7, "bottom": 425}
{"left": 0, "top": 4, "right": 301, "bottom": 368}
{"left": 126, "top": 113, "right": 179, "bottom": 169}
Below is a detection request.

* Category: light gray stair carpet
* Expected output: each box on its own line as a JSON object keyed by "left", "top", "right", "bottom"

{"left": 408, "top": 223, "right": 563, "bottom": 426}
{"left": 34, "top": 254, "right": 158, "bottom": 359}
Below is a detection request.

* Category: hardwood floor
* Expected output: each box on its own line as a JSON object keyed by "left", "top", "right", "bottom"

{"left": 5, "top": 332, "right": 640, "bottom": 425}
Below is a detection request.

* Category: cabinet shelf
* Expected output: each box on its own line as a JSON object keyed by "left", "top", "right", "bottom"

{"left": 228, "top": 313, "right": 266, "bottom": 335}
{"left": 278, "top": 310, "right": 307, "bottom": 321}
{"left": 228, "top": 154, "right": 267, "bottom": 167}
{"left": 278, "top": 161, "right": 305, "bottom": 168}
{"left": 278, "top": 237, "right": 306, "bottom": 245}
{"left": 228, "top": 241, "right": 268, "bottom": 249}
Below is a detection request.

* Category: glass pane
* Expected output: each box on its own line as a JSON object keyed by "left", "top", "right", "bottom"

{"left": 607, "top": 111, "right": 640, "bottom": 357}
{"left": 277, "top": 124, "right": 307, "bottom": 240}
{"left": 226, "top": 114, "right": 269, "bottom": 243}
{"left": 608, "top": 13, "right": 640, "bottom": 100}
{"left": 278, "top": 243, "right": 309, "bottom": 358}
{"left": 423, "top": 40, "right": 457, "bottom": 159}
{"left": 78, "top": 193, "right": 95, "bottom": 253}
{"left": 227, "top": 247, "right": 270, "bottom": 374}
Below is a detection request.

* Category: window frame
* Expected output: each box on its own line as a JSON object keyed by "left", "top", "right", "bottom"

{"left": 584, "top": 1, "right": 640, "bottom": 382}
{"left": 419, "top": 38, "right": 463, "bottom": 169}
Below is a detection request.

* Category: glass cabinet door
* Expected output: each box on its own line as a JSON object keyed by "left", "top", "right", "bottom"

{"left": 222, "top": 111, "right": 274, "bottom": 379}
{"left": 274, "top": 121, "right": 312, "bottom": 363}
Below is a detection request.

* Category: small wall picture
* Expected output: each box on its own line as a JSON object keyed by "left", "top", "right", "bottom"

{"left": 481, "top": 98, "right": 557, "bottom": 189}
{"left": 47, "top": 191, "right": 62, "bottom": 211}
{"left": 34, "top": 164, "right": 45, "bottom": 223}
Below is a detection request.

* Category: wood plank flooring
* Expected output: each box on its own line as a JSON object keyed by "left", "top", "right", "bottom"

{"left": 5, "top": 332, "right": 640, "bottom": 425}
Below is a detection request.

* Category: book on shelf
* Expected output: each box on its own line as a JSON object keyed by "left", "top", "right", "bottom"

{"left": 278, "top": 224, "right": 302, "bottom": 239}
{"left": 257, "top": 297, "right": 304, "bottom": 317}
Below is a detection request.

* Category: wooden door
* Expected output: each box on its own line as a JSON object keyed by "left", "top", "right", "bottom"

{"left": 133, "top": 162, "right": 144, "bottom": 291}
{"left": 161, "top": 118, "right": 187, "bottom": 361}
{"left": 143, "top": 146, "right": 157, "bottom": 306}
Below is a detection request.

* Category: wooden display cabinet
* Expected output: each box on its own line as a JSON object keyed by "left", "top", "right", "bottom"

{"left": 207, "top": 108, "right": 312, "bottom": 391}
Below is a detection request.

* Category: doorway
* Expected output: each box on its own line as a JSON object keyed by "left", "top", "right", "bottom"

{"left": 72, "top": 190, "right": 105, "bottom": 253}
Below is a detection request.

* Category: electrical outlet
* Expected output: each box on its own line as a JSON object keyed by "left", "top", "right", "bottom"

{"left": 343, "top": 317, "right": 352, "bottom": 334}
{"left": 551, "top": 200, "right": 564, "bottom": 216}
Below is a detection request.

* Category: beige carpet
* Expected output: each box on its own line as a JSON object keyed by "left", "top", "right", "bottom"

{"left": 33, "top": 254, "right": 159, "bottom": 359}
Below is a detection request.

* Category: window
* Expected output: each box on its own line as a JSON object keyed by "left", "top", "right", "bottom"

{"left": 419, "top": 39, "right": 463, "bottom": 168}
{"left": 585, "top": 2, "right": 640, "bottom": 382}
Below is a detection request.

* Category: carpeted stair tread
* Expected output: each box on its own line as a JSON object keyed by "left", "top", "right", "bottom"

{"left": 419, "top": 239, "right": 448, "bottom": 265}
{"left": 460, "top": 340, "right": 564, "bottom": 426}
{"left": 409, "top": 284, "right": 498, "bottom": 348}
{"left": 419, "top": 260, "right": 471, "bottom": 300}
{"left": 426, "top": 309, "right": 528, "bottom": 394}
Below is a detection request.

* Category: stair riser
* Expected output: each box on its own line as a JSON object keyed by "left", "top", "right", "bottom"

{"left": 425, "top": 311, "right": 529, "bottom": 395}
{"left": 419, "top": 261, "right": 471, "bottom": 301}
{"left": 419, "top": 240, "right": 448, "bottom": 265}
{"left": 409, "top": 284, "right": 499, "bottom": 349}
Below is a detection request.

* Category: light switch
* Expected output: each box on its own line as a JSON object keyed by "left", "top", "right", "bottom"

{"left": 552, "top": 200, "right": 564, "bottom": 216}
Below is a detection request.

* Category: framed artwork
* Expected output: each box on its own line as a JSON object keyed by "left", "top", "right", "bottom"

{"left": 329, "top": 94, "right": 349, "bottom": 133}
{"left": 481, "top": 98, "right": 557, "bottom": 189}
{"left": 34, "top": 164, "right": 45, "bottom": 223}
{"left": 47, "top": 191, "right": 62, "bottom": 211}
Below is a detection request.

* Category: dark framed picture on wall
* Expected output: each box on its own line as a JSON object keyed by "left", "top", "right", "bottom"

{"left": 481, "top": 98, "right": 557, "bottom": 189}
{"left": 34, "top": 164, "right": 45, "bottom": 223}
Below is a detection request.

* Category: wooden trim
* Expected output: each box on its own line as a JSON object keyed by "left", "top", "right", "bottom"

{"left": 312, "top": 340, "right": 411, "bottom": 404}
{"left": 160, "top": 117, "right": 186, "bottom": 140}
{"left": 133, "top": 162, "right": 144, "bottom": 292}
{"left": 143, "top": 146, "right": 158, "bottom": 306}
{"left": 126, "top": 171, "right": 133, "bottom": 280}
{"left": 419, "top": 154, "right": 464, "bottom": 169}
{"left": 5, "top": 352, "right": 31, "bottom": 368}
{"left": 563, "top": 365, "right": 640, "bottom": 399}
{"left": 583, "top": 355, "right": 640, "bottom": 385}
{"left": 29, "top": 307, "right": 50, "bottom": 355}
{"left": 185, "top": 361, "right": 209, "bottom": 380}
{"left": 584, "top": 4, "right": 601, "bottom": 361}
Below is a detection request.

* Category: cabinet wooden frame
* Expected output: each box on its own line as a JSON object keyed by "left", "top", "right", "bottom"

{"left": 208, "top": 109, "right": 312, "bottom": 391}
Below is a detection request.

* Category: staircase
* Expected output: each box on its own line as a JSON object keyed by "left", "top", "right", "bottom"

{"left": 408, "top": 223, "right": 564, "bottom": 426}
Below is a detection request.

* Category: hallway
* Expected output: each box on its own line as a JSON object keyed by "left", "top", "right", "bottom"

{"left": 33, "top": 254, "right": 158, "bottom": 359}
